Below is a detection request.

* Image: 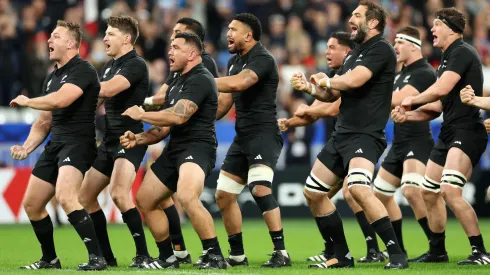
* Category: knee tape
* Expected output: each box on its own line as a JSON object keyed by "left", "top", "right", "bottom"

{"left": 217, "top": 173, "right": 246, "bottom": 194}
{"left": 347, "top": 168, "right": 373, "bottom": 189}
{"left": 401, "top": 173, "right": 424, "bottom": 190}
{"left": 248, "top": 181, "right": 277, "bottom": 214}
{"left": 373, "top": 176, "right": 397, "bottom": 196}
{"left": 247, "top": 166, "right": 274, "bottom": 184}
{"left": 422, "top": 175, "right": 441, "bottom": 193}
{"left": 304, "top": 172, "right": 333, "bottom": 194}
{"left": 441, "top": 169, "right": 466, "bottom": 189}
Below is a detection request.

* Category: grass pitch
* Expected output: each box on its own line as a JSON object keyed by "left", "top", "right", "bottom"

{"left": 1, "top": 219, "right": 490, "bottom": 274}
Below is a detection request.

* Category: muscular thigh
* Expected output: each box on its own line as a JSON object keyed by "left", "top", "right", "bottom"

{"left": 23, "top": 175, "right": 56, "bottom": 210}
{"left": 109, "top": 158, "right": 138, "bottom": 192}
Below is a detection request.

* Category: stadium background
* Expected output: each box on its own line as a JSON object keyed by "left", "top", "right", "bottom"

{"left": 1, "top": 0, "right": 490, "bottom": 225}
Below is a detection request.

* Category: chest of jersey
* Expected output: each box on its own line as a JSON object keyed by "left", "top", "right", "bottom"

{"left": 44, "top": 72, "right": 69, "bottom": 95}
{"left": 228, "top": 58, "right": 247, "bottom": 76}
{"left": 393, "top": 72, "right": 411, "bottom": 92}
{"left": 101, "top": 64, "right": 122, "bottom": 82}
{"left": 165, "top": 78, "right": 186, "bottom": 107}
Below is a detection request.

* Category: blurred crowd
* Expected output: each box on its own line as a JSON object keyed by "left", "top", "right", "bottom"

{"left": 2, "top": 0, "right": 490, "bottom": 164}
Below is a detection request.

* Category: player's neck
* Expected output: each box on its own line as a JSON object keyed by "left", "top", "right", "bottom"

{"left": 441, "top": 35, "right": 462, "bottom": 52}
{"left": 404, "top": 53, "right": 423, "bottom": 66}
{"left": 239, "top": 40, "right": 258, "bottom": 56}
{"left": 362, "top": 30, "right": 381, "bottom": 43}
{"left": 182, "top": 56, "right": 202, "bottom": 75}
{"left": 114, "top": 45, "right": 133, "bottom": 60}
{"left": 57, "top": 50, "right": 78, "bottom": 68}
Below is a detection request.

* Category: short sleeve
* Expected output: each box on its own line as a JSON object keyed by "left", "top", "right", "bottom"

{"left": 179, "top": 75, "right": 212, "bottom": 107}
{"left": 203, "top": 55, "right": 219, "bottom": 77}
{"left": 357, "top": 43, "right": 390, "bottom": 76}
{"left": 117, "top": 58, "right": 147, "bottom": 86}
{"left": 445, "top": 47, "right": 473, "bottom": 77}
{"left": 407, "top": 70, "right": 436, "bottom": 94}
{"left": 244, "top": 54, "right": 275, "bottom": 80}
{"left": 64, "top": 64, "right": 98, "bottom": 91}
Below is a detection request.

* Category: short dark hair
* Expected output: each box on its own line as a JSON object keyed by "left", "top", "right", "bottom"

{"left": 397, "top": 26, "right": 420, "bottom": 40}
{"left": 56, "top": 20, "right": 82, "bottom": 48}
{"left": 435, "top": 7, "right": 465, "bottom": 34}
{"left": 175, "top": 32, "right": 203, "bottom": 55}
{"left": 176, "top": 17, "right": 205, "bottom": 42}
{"left": 359, "top": 0, "right": 387, "bottom": 33}
{"left": 233, "top": 13, "right": 262, "bottom": 41}
{"left": 107, "top": 15, "right": 139, "bottom": 44}
{"left": 331, "top": 32, "right": 356, "bottom": 49}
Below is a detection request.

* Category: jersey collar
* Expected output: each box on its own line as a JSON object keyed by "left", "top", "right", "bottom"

{"left": 114, "top": 49, "right": 137, "bottom": 66}
{"left": 405, "top": 58, "right": 427, "bottom": 71}
{"left": 442, "top": 38, "right": 463, "bottom": 55}
{"left": 54, "top": 54, "right": 81, "bottom": 76}
{"left": 358, "top": 33, "right": 383, "bottom": 52}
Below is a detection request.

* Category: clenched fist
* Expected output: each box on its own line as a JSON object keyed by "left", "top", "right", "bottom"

{"left": 310, "top": 72, "right": 327, "bottom": 86}
{"left": 484, "top": 118, "right": 490, "bottom": 134}
{"left": 277, "top": 118, "right": 289, "bottom": 132}
{"left": 391, "top": 106, "right": 407, "bottom": 123}
{"left": 290, "top": 72, "right": 308, "bottom": 92}
{"left": 120, "top": 131, "right": 137, "bottom": 149}
{"left": 11, "top": 145, "right": 28, "bottom": 160}
{"left": 460, "top": 85, "right": 476, "bottom": 106}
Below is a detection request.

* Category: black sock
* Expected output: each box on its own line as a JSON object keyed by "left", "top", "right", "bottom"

{"left": 90, "top": 209, "right": 115, "bottom": 261}
{"left": 314, "top": 217, "right": 334, "bottom": 256}
{"left": 391, "top": 219, "right": 405, "bottom": 252}
{"left": 429, "top": 231, "right": 446, "bottom": 255}
{"left": 371, "top": 216, "right": 403, "bottom": 256}
{"left": 228, "top": 232, "right": 245, "bottom": 255}
{"left": 469, "top": 235, "right": 487, "bottom": 254}
{"left": 68, "top": 209, "right": 102, "bottom": 257}
{"left": 122, "top": 208, "right": 149, "bottom": 257}
{"left": 30, "top": 215, "right": 57, "bottom": 262}
{"left": 355, "top": 211, "right": 379, "bottom": 253}
{"left": 316, "top": 210, "right": 350, "bottom": 260}
{"left": 163, "top": 205, "right": 186, "bottom": 251}
{"left": 201, "top": 237, "right": 222, "bottom": 256}
{"left": 156, "top": 238, "right": 175, "bottom": 261}
{"left": 417, "top": 217, "right": 432, "bottom": 241}
{"left": 269, "top": 229, "right": 286, "bottom": 251}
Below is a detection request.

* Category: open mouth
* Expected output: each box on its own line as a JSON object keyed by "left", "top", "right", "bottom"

{"left": 351, "top": 25, "right": 358, "bottom": 33}
{"left": 49, "top": 46, "right": 54, "bottom": 53}
{"left": 169, "top": 57, "right": 175, "bottom": 65}
{"left": 228, "top": 39, "right": 235, "bottom": 47}
{"left": 433, "top": 34, "right": 438, "bottom": 43}
{"left": 105, "top": 43, "right": 111, "bottom": 50}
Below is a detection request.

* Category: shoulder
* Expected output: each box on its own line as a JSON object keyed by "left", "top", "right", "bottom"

{"left": 451, "top": 43, "right": 477, "bottom": 59}
{"left": 187, "top": 71, "right": 214, "bottom": 87}
{"left": 127, "top": 55, "right": 148, "bottom": 68}
{"left": 76, "top": 59, "right": 98, "bottom": 75}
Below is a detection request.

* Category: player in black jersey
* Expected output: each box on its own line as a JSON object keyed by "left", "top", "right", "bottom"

{"left": 296, "top": 0, "right": 407, "bottom": 269}
{"left": 142, "top": 18, "right": 217, "bottom": 264}
{"left": 75, "top": 15, "right": 151, "bottom": 268}
{"left": 392, "top": 8, "right": 490, "bottom": 265}
{"left": 281, "top": 32, "right": 386, "bottom": 264}
{"left": 213, "top": 13, "right": 291, "bottom": 268}
{"left": 120, "top": 32, "right": 228, "bottom": 270}
{"left": 144, "top": 17, "right": 219, "bottom": 107}
{"left": 10, "top": 21, "right": 106, "bottom": 271}
{"left": 372, "top": 27, "right": 437, "bottom": 262}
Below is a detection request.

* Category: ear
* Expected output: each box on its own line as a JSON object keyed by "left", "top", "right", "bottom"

{"left": 367, "top": 18, "right": 379, "bottom": 30}
{"left": 245, "top": 31, "right": 253, "bottom": 42}
{"left": 125, "top": 34, "right": 131, "bottom": 45}
{"left": 67, "top": 39, "right": 75, "bottom": 50}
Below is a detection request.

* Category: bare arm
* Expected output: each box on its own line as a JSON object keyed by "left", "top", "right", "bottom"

{"left": 405, "top": 101, "right": 442, "bottom": 122}
{"left": 216, "top": 69, "right": 258, "bottom": 93}
{"left": 216, "top": 93, "right": 234, "bottom": 120}
{"left": 466, "top": 96, "right": 490, "bottom": 111}
{"left": 99, "top": 75, "right": 131, "bottom": 98}
{"left": 304, "top": 98, "right": 341, "bottom": 117}
{"left": 286, "top": 115, "right": 317, "bottom": 128}
{"left": 391, "top": 85, "right": 419, "bottom": 108}
{"left": 26, "top": 83, "right": 83, "bottom": 110}
{"left": 326, "top": 66, "right": 374, "bottom": 91}
{"left": 410, "top": 71, "right": 460, "bottom": 106}
{"left": 134, "top": 99, "right": 198, "bottom": 127}
{"left": 135, "top": 125, "right": 170, "bottom": 145}
{"left": 151, "top": 83, "right": 168, "bottom": 106}
{"left": 23, "top": 111, "right": 52, "bottom": 154}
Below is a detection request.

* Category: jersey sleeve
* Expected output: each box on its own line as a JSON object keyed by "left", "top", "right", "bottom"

{"left": 179, "top": 75, "right": 212, "bottom": 107}
{"left": 41, "top": 73, "right": 53, "bottom": 96}
{"left": 357, "top": 43, "right": 391, "bottom": 76}
{"left": 203, "top": 55, "right": 219, "bottom": 77}
{"left": 445, "top": 47, "right": 473, "bottom": 77}
{"left": 408, "top": 70, "right": 436, "bottom": 94}
{"left": 117, "top": 58, "right": 147, "bottom": 86}
{"left": 244, "top": 53, "right": 275, "bottom": 80}
{"left": 64, "top": 64, "right": 98, "bottom": 92}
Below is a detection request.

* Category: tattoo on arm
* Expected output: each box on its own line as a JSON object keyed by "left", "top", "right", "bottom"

{"left": 148, "top": 125, "right": 162, "bottom": 133}
{"left": 241, "top": 69, "right": 258, "bottom": 88}
{"left": 163, "top": 99, "right": 198, "bottom": 120}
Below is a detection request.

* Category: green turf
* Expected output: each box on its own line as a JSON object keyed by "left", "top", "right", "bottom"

{"left": 1, "top": 218, "right": 490, "bottom": 274}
